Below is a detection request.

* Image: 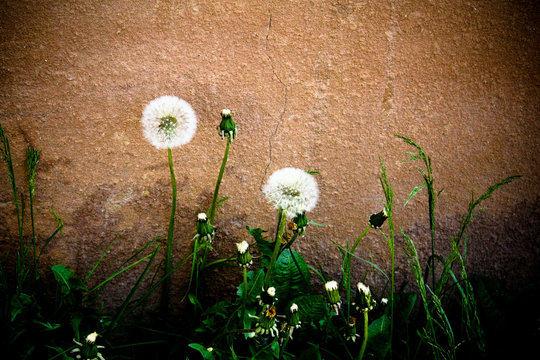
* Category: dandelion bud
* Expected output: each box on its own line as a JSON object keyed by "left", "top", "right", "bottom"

{"left": 369, "top": 209, "right": 388, "bottom": 229}
{"left": 236, "top": 241, "right": 253, "bottom": 267}
{"left": 196, "top": 213, "right": 215, "bottom": 244}
{"left": 258, "top": 287, "right": 277, "bottom": 306}
{"left": 86, "top": 332, "right": 98, "bottom": 344}
{"left": 288, "top": 303, "right": 301, "bottom": 328}
{"left": 218, "top": 108, "right": 238, "bottom": 141}
{"left": 293, "top": 211, "right": 308, "bottom": 235}
{"left": 355, "top": 282, "right": 375, "bottom": 312}
{"left": 325, "top": 280, "right": 341, "bottom": 314}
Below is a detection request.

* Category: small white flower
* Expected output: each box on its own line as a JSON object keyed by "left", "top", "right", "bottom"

{"left": 141, "top": 95, "right": 197, "bottom": 149}
{"left": 381, "top": 297, "right": 388, "bottom": 305}
{"left": 357, "top": 282, "right": 370, "bottom": 296}
{"left": 263, "top": 168, "right": 319, "bottom": 216}
{"left": 236, "top": 240, "right": 249, "bottom": 254}
{"left": 221, "top": 109, "right": 231, "bottom": 116}
{"left": 325, "top": 280, "right": 338, "bottom": 291}
{"left": 207, "top": 347, "right": 213, "bottom": 352}
{"left": 290, "top": 303, "right": 298, "bottom": 312}
{"left": 197, "top": 213, "right": 207, "bottom": 221}
{"left": 86, "top": 331, "right": 98, "bottom": 344}
{"left": 267, "top": 287, "right": 276, "bottom": 297}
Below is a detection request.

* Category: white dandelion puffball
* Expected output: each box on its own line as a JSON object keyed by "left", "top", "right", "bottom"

{"left": 141, "top": 95, "right": 197, "bottom": 149}
{"left": 263, "top": 167, "right": 319, "bottom": 216}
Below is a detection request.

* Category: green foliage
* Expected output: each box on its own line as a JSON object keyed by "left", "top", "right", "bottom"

{"left": 1, "top": 122, "right": 525, "bottom": 360}
{"left": 272, "top": 250, "right": 310, "bottom": 306}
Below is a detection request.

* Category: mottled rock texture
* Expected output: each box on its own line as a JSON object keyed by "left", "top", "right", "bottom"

{"left": 0, "top": 0, "right": 538, "bottom": 310}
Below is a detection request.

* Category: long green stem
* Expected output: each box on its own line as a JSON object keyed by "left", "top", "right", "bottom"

{"left": 241, "top": 266, "right": 248, "bottom": 325}
{"left": 264, "top": 208, "right": 287, "bottom": 287}
{"left": 346, "top": 225, "right": 371, "bottom": 319}
{"left": 161, "top": 147, "right": 177, "bottom": 313}
{"left": 357, "top": 311, "right": 369, "bottom": 360}
{"left": 208, "top": 137, "right": 231, "bottom": 224}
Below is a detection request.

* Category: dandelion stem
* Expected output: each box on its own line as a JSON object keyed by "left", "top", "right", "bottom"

{"left": 161, "top": 147, "right": 177, "bottom": 313}
{"left": 264, "top": 208, "right": 287, "bottom": 287}
{"left": 241, "top": 266, "right": 248, "bottom": 325}
{"left": 357, "top": 310, "right": 369, "bottom": 360}
{"left": 208, "top": 137, "right": 231, "bottom": 224}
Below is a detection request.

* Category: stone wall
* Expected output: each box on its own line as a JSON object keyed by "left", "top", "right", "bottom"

{"left": 1, "top": 0, "right": 538, "bottom": 309}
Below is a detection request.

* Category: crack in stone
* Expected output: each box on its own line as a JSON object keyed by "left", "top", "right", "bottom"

{"left": 260, "top": 14, "right": 289, "bottom": 190}
{"left": 383, "top": 0, "right": 398, "bottom": 121}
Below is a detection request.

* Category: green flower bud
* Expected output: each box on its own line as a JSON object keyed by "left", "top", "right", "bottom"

{"left": 196, "top": 213, "right": 215, "bottom": 244}
{"left": 354, "top": 282, "right": 375, "bottom": 312}
{"left": 293, "top": 212, "right": 308, "bottom": 235}
{"left": 325, "top": 280, "right": 341, "bottom": 314}
{"left": 288, "top": 303, "right": 301, "bottom": 328}
{"left": 218, "top": 109, "right": 238, "bottom": 141}
{"left": 236, "top": 241, "right": 253, "bottom": 267}
{"left": 258, "top": 287, "right": 277, "bottom": 306}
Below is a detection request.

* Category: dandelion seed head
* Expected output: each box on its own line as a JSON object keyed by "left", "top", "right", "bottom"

{"left": 263, "top": 168, "right": 319, "bottom": 216}
{"left": 141, "top": 95, "right": 197, "bottom": 149}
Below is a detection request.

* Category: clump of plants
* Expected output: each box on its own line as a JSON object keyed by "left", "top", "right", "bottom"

{"left": 0, "top": 96, "right": 528, "bottom": 359}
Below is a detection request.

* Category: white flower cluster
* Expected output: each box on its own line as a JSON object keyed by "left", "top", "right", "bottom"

{"left": 263, "top": 168, "right": 319, "bottom": 217}
{"left": 141, "top": 95, "right": 197, "bottom": 149}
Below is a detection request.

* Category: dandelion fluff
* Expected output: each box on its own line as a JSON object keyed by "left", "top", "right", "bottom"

{"left": 263, "top": 167, "right": 319, "bottom": 216}
{"left": 141, "top": 95, "right": 197, "bottom": 149}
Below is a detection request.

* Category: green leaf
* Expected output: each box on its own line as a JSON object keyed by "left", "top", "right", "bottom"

{"left": 247, "top": 226, "right": 273, "bottom": 268}
{"left": 237, "top": 269, "right": 265, "bottom": 303}
{"left": 51, "top": 264, "right": 76, "bottom": 295}
{"left": 404, "top": 184, "right": 426, "bottom": 207}
{"left": 367, "top": 314, "right": 391, "bottom": 360}
{"left": 291, "top": 295, "right": 327, "bottom": 322}
{"left": 272, "top": 250, "right": 310, "bottom": 305}
{"left": 307, "top": 220, "right": 326, "bottom": 226}
{"left": 33, "top": 320, "right": 61, "bottom": 330}
{"left": 188, "top": 343, "right": 215, "bottom": 359}
{"left": 10, "top": 293, "right": 32, "bottom": 322}
{"left": 298, "top": 344, "right": 321, "bottom": 360}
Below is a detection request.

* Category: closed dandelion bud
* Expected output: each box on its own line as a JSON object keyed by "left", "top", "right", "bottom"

{"left": 258, "top": 287, "right": 277, "bottom": 306}
{"left": 236, "top": 241, "right": 252, "bottom": 267}
{"left": 288, "top": 303, "right": 301, "bottom": 328}
{"left": 325, "top": 280, "right": 341, "bottom": 314}
{"left": 293, "top": 212, "right": 308, "bottom": 235}
{"left": 355, "top": 282, "right": 374, "bottom": 312}
{"left": 369, "top": 209, "right": 388, "bottom": 229}
{"left": 218, "top": 109, "right": 238, "bottom": 141}
{"left": 196, "top": 213, "right": 215, "bottom": 244}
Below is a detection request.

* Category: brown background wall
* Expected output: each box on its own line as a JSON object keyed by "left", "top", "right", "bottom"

{"left": 1, "top": 0, "right": 538, "bottom": 308}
